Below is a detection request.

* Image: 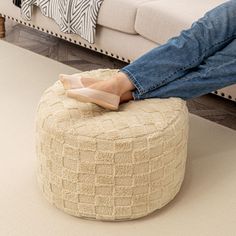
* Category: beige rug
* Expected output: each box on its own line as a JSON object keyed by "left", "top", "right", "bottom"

{"left": 0, "top": 40, "right": 236, "bottom": 236}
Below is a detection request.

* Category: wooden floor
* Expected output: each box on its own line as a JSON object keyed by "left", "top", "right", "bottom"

{"left": 3, "top": 20, "right": 236, "bottom": 130}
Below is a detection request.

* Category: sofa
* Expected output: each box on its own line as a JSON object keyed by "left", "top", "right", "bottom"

{"left": 0, "top": 0, "right": 235, "bottom": 102}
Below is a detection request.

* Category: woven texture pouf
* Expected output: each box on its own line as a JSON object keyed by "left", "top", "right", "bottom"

{"left": 35, "top": 68, "right": 189, "bottom": 221}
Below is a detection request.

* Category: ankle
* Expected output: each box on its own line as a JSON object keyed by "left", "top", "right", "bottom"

{"left": 113, "top": 72, "right": 135, "bottom": 95}
{"left": 120, "top": 91, "right": 134, "bottom": 103}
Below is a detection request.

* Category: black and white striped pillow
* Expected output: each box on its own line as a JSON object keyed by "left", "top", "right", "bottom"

{"left": 13, "top": 0, "right": 21, "bottom": 8}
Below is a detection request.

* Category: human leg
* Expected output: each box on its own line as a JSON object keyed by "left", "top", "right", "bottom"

{"left": 119, "top": 0, "right": 236, "bottom": 96}
{"left": 66, "top": 0, "right": 236, "bottom": 109}
{"left": 132, "top": 38, "right": 236, "bottom": 100}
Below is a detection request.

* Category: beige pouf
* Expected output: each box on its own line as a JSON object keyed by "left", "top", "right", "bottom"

{"left": 35, "top": 68, "right": 189, "bottom": 221}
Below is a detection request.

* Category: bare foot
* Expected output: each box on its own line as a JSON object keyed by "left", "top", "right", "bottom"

{"left": 87, "top": 72, "right": 135, "bottom": 97}
{"left": 79, "top": 77, "right": 101, "bottom": 87}
{"left": 65, "top": 72, "right": 135, "bottom": 109}
{"left": 60, "top": 74, "right": 101, "bottom": 89}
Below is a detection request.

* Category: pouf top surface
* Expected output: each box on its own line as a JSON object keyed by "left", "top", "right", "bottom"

{"left": 37, "top": 69, "right": 187, "bottom": 140}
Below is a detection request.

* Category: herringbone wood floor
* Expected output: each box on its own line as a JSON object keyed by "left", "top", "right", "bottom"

{"left": 3, "top": 20, "right": 236, "bottom": 130}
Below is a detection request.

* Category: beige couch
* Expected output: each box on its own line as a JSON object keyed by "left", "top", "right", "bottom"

{"left": 0, "top": 0, "right": 235, "bottom": 101}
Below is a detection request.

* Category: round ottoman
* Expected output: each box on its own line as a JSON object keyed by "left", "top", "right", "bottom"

{"left": 35, "top": 68, "right": 189, "bottom": 221}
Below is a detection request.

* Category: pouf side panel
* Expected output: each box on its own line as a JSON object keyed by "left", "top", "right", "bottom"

{"left": 36, "top": 110, "right": 189, "bottom": 221}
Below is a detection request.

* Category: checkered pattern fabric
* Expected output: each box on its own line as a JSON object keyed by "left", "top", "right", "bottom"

{"left": 35, "top": 68, "right": 189, "bottom": 221}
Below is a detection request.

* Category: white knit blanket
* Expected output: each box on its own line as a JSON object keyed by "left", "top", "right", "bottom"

{"left": 21, "top": 0, "right": 104, "bottom": 44}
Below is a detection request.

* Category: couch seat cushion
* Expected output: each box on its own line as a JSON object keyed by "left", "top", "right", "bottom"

{"left": 97, "top": 0, "right": 155, "bottom": 34}
{"left": 135, "top": 0, "right": 226, "bottom": 44}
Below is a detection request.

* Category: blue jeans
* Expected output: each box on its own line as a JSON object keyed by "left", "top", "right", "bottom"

{"left": 119, "top": 0, "right": 236, "bottom": 100}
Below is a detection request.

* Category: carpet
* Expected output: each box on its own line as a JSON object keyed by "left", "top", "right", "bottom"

{"left": 0, "top": 40, "right": 236, "bottom": 236}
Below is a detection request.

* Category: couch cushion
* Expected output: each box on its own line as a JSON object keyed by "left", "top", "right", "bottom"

{"left": 135, "top": 0, "right": 226, "bottom": 44}
{"left": 97, "top": 0, "right": 154, "bottom": 34}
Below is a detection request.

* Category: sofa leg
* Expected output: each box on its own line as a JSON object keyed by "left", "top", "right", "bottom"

{"left": 0, "top": 16, "right": 6, "bottom": 38}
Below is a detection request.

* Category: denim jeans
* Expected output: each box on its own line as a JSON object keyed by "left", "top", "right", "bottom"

{"left": 119, "top": 0, "right": 236, "bottom": 100}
